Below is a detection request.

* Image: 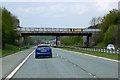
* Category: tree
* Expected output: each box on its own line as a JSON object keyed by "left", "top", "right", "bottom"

{"left": 104, "top": 25, "right": 118, "bottom": 44}
{"left": 101, "top": 9, "right": 119, "bottom": 32}
{"left": 0, "top": 8, "right": 2, "bottom": 49}
{"left": 2, "top": 8, "right": 20, "bottom": 48}
{"left": 90, "top": 17, "right": 97, "bottom": 26}
{"left": 97, "top": 17, "right": 103, "bottom": 24}
{"left": 89, "top": 17, "right": 103, "bottom": 29}
{"left": 89, "top": 9, "right": 120, "bottom": 47}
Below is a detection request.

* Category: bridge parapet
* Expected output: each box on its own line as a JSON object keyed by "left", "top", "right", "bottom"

{"left": 15, "top": 27, "right": 101, "bottom": 33}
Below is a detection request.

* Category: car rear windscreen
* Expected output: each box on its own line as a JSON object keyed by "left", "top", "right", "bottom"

{"left": 38, "top": 46, "right": 49, "bottom": 49}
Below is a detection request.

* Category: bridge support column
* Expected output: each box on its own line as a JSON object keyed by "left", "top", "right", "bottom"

{"left": 56, "top": 36, "right": 60, "bottom": 47}
{"left": 89, "top": 32, "right": 99, "bottom": 46}
{"left": 87, "top": 36, "right": 90, "bottom": 47}
{"left": 18, "top": 37, "right": 25, "bottom": 47}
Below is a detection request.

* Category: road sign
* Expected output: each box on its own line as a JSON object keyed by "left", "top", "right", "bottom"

{"left": 83, "top": 36, "right": 87, "bottom": 42}
{"left": 67, "top": 28, "right": 82, "bottom": 32}
{"left": 28, "top": 43, "right": 30, "bottom": 46}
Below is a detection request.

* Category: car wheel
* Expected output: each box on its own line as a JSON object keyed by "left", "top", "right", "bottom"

{"left": 35, "top": 55, "right": 38, "bottom": 58}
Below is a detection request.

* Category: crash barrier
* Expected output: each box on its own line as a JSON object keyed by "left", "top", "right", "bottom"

{"left": 60, "top": 46, "right": 120, "bottom": 54}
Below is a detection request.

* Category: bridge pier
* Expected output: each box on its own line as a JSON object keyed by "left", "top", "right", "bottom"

{"left": 87, "top": 36, "right": 90, "bottom": 47}
{"left": 56, "top": 36, "right": 61, "bottom": 47}
{"left": 89, "top": 32, "right": 99, "bottom": 46}
{"left": 18, "top": 37, "right": 25, "bottom": 47}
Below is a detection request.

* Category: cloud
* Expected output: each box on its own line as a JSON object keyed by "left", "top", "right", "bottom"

{"left": 2, "top": 0, "right": 100, "bottom": 2}
{"left": 16, "top": 8, "right": 32, "bottom": 13}
{"left": 16, "top": 7, "right": 45, "bottom": 14}
{"left": 95, "top": 0, "right": 109, "bottom": 11}
{"left": 43, "top": 13, "right": 65, "bottom": 17}
{"left": 70, "top": 4, "right": 88, "bottom": 15}
{"left": 95, "top": 0, "right": 119, "bottom": 11}
{"left": 3, "top": 0, "right": 120, "bottom": 2}
{"left": 49, "top": 4, "right": 87, "bottom": 15}
{"left": 16, "top": 3, "right": 88, "bottom": 17}
{"left": 49, "top": 4, "right": 66, "bottom": 12}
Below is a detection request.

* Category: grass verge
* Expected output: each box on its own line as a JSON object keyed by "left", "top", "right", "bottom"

{"left": 60, "top": 48, "right": 120, "bottom": 60}
{"left": 0, "top": 44, "right": 34, "bottom": 58}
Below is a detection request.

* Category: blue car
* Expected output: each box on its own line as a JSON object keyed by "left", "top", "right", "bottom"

{"left": 35, "top": 44, "right": 52, "bottom": 58}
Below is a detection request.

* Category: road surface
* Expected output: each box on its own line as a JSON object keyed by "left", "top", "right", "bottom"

{"left": 2, "top": 47, "right": 118, "bottom": 79}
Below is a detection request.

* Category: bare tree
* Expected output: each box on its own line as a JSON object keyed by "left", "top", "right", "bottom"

{"left": 90, "top": 17, "right": 97, "bottom": 26}
{"left": 97, "top": 17, "right": 102, "bottom": 24}
{"left": 90, "top": 17, "right": 103, "bottom": 26}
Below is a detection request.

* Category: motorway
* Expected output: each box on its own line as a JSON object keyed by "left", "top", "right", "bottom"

{"left": 2, "top": 47, "right": 119, "bottom": 79}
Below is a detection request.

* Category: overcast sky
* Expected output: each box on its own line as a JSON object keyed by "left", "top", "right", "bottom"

{"left": 2, "top": 0, "right": 119, "bottom": 28}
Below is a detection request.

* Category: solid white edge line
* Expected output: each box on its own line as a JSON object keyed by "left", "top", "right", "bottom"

{"left": 57, "top": 48, "right": 119, "bottom": 62}
{"left": 5, "top": 50, "right": 35, "bottom": 79}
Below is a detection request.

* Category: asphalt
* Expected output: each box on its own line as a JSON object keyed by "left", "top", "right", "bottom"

{"left": 10, "top": 48, "right": 118, "bottom": 78}
{"left": 2, "top": 47, "right": 35, "bottom": 78}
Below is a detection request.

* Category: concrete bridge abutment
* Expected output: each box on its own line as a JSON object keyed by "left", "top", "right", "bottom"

{"left": 56, "top": 36, "right": 61, "bottom": 47}
{"left": 18, "top": 37, "right": 25, "bottom": 47}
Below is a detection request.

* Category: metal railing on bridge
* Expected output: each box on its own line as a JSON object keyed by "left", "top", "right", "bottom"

{"left": 15, "top": 27, "right": 101, "bottom": 32}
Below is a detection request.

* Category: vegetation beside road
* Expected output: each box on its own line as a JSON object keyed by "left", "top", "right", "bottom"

{"left": 2, "top": 7, "right": 20, "bottom": 48}
{"left": 60, "top": 48, "right": 120, "bottom": 60}
{"left": 96, "top": 9, "right": 120, "bottom": 48}
{"left": 1, "top": 8, "right": 36, "bottom": 57}
{"left": 60, "top": 9, "right": 120, "bottom": 48}
{"left": 61, "top": 36, "right": 83, "bottom": 47}
{"left": 0, "top": 44, "right": 34, "bottom": 58}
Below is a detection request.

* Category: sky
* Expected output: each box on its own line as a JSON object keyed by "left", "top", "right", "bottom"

{"left": 2, "top": 0, "right": 119, "bottom": 28}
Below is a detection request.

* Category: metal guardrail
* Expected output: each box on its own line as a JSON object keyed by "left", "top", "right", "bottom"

{"left": 15, "top": 27, "right": 101, "bottom": 32}
{"left": 61, "top": 47, "right": 120, "bottom": 54}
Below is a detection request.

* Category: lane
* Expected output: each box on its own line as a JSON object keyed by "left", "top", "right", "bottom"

{"left": 53, "top": 48, "right": 118, "bottom": 78}
{"left": 12, "top": 48, "right": 118, "bottom": 78}
{"left": 2, "top": 47, "right": 35, "bottom": 78}
{"left": 13, "top": 49, "right": 93, "bottom": 78}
